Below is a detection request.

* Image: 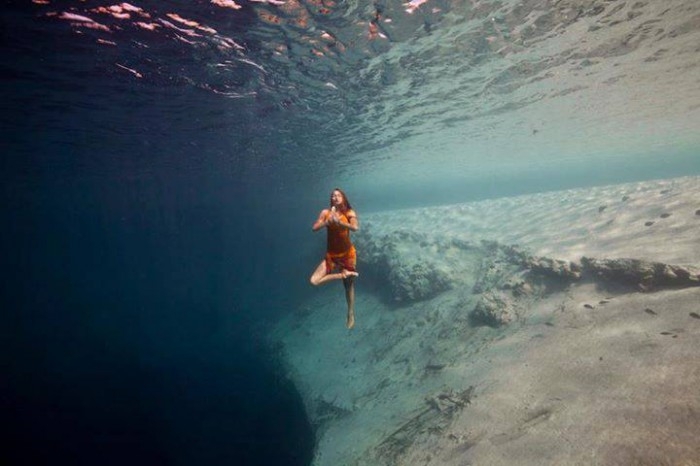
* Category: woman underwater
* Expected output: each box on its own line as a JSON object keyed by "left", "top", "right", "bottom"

{"left": 310, "top": 188, "right": 360, "bottom": 329}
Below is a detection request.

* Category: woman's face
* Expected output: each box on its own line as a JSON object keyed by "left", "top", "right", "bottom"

{"left": 331, "top": 190, "right": 344, "bottom": 207}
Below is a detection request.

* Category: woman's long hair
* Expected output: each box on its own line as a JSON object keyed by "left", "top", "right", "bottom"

{"left": 329, "top": 188, "right": 352, "bottom": 211}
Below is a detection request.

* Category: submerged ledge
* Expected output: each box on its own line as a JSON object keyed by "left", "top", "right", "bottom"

{"left": 271, "top": 176, "right": 700, "bottom": 465}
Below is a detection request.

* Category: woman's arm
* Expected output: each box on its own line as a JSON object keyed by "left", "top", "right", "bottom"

{"left": 339, "top": 210, "right": 359, "bottom": 232}
{"left": 312, "top": 209, "right": 330, "bottom": 231}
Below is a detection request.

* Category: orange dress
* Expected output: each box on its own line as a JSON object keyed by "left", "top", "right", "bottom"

{"left": 325, "top": 209, "right": 357, "bottom": 273}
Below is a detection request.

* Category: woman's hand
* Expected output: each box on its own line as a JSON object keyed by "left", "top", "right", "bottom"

{"left": 313, "top": 209, "right": 334, "bottom": 231}
{"left": 327, "top": 210, "right": 340, "bottom": 225}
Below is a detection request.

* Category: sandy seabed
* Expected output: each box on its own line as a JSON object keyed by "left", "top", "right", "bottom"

{"left": 271, "top": 176, "right": 700, "bottom": 466}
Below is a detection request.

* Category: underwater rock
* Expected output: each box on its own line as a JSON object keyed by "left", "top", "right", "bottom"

{"left": 425, "top": 362, "right": 446, "bottom": 372}
{"left": 502, "top": 277, "right": 534, "bottom": 297}
{"left": 389, "top": 261, "right": 451, "bottom": 302}
{"left": 581, "top": 257, "right": 700, "bottom": 290}
{"left": 360, "top": 227, "right": 581, "bottom": 304}
{"left": 424, "top": 386, "right": 474, "bottom": 414}
{"left": 473, "top": 262, "right": 509, "bottom": 294}
{"left": 480, "top": 241, "right": 530, "bottom": 265}
{"left": 313, "top": 397, "right": 353, "bottom": 428}
{"left": 471, "top": 242, "right": 531, "bottom": 294}
{"left": 471, "top": 291, "right": 516, "bottom": 327}
{"left": 355, "top": 228, "right": 451, "bottom": 303}
{"left": 357, "top": 223, "right": 699, "bottom": 306}
{"left": 524, "top": 256, "right": 582, "bottom": 280}
{"left": 375, "top": 386, "right": 475, "bottom": 464}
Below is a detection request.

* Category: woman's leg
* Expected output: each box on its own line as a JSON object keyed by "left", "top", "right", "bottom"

{"left": 343, "top": 276, "right": 355, "bottom": 329}
{"left": 310, "top": 260, "right": 343, "bottom": 286}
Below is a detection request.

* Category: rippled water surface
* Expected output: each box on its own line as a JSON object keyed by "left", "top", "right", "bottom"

{"left": 7, "top": 0, "right": 700, "bottom": 193}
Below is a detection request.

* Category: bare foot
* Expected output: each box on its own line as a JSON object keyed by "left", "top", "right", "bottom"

{"left": 341, "top": 269, "right": 359, "bottom": 279}
{"left": 346, "top": 311, "right": 355, "bottom": 329}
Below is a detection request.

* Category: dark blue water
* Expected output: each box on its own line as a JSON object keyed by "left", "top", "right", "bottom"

{"left": 2, "top": 147, "right": 315, "bottom": 463}
{"left": 2, "top": 4, "right": 319, "bottom": 465}
{"left": 2, "top": 168, "right": 315, "bottom": 465}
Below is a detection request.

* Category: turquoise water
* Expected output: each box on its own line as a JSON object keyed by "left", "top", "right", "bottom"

{"left": 2, "top": 1, "right": 700, "bottom": 464}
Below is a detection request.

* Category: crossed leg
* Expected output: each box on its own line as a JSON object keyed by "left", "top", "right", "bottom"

{"left": 310, "top": 260, "right": 358, "bottom": 328}
{"left": 309, "top": 260, "right": 358, "bottom": 286}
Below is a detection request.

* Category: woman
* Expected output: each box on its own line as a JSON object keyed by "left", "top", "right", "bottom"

{"left": 310, "top": 188, "right": 360, "bottom": 329}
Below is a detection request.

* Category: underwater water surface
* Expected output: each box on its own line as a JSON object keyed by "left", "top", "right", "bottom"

{"left": 2, "top": 0, "right": 700, "bottom": 465}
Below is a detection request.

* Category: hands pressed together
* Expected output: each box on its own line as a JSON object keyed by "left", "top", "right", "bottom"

{"left": 326, "top": 210, "right": 341, "bottom": 226}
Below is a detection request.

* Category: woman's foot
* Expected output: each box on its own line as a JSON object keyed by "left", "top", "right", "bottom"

{"left": 346, "top": 310, "right": 355, "bottom": 329}
{"left": 341, "top": 269, "right": 359, "bottom": 279}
